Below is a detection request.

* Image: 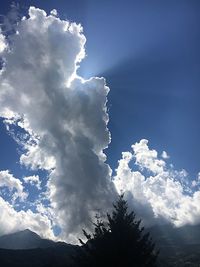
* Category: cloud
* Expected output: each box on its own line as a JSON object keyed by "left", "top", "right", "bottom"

{"left": 0, "top": 170, "right": 27, "bottom": 202}
{"left": 114, "top": 139, "right": 200, "bottom": 227}
{"left": 20, "top": 143, "right": 56, "bottom": 171}
{"left": 161, "top": 150, "right": 170, "bottom": 159}
{"left": 0, "top": 6, "right": 116, "bottom": 243}
{"left": 50, "top": 9, "right": 58, "bottom": 17}
{"left": 23, "top": 175, "right": 41, "bottom": 190}
{"left": 0, "top": 33, "right": 7, "bottom": 54}
{"left": 131, "top": 139, "right": 166, "bottom": 174}
{"left": 0, "top": 2, "right": 20, "bottom": 35}
{"left": 0, "top": 196, "right": 54, "bottom": 239}
{"left": 0, "top": 171, "right": 53, "bottom": 238}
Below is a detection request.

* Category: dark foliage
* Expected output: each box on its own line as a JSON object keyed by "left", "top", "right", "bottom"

{"left": 76, "top": 195, "right": 158, "bottom": 267}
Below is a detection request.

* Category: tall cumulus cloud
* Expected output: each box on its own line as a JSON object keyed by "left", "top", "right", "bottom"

{"left": 0, "top": 6, "right": 116, "bottom": 242}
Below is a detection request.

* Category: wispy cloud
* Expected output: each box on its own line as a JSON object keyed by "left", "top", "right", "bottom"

{"left": 23, "top": 175, "right": 41, "bottom": 190}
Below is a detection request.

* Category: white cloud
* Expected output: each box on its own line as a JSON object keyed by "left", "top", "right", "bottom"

{"left": 0, "top": 6, "right": 116, "bottom": 243}
{"left": 0, "top": 196, "right": 54, "bottom": 239}
{"left": 114, "top": 139, "right": 200, "bottom": 227}
{"left": 20, "top": 143, "right": 56, "bottom": 171}
{"left": 23, "top": 175, "right": 41, "bottom": 190}
{"left": 0, "top": 33, "right": 7, "bottom": 54}
{"left": 161, "top": 150, "right": 170, "bottom": 159}
{"left": 50, "top": 9, "right": 58, "bottom": 17}
{"left": 0, "top": 170, "right": 27, "bottom": 201}
{"left": 132, "top": 139, "right": 166, "bottom": 174}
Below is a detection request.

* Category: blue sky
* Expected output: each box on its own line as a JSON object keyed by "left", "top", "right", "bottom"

{"left": 1, "top": 0, "right": 200, "bottom": 241}
{"left": 1, "top": 0, "right": 200, "bottom": 175}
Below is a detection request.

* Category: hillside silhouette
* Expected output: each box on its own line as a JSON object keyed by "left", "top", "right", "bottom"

{"left": 1, "top": 197, "right": 200, "bottom": 266}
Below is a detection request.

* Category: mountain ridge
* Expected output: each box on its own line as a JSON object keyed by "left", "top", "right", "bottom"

{"left": 1, "top": 225, "right": 200, "bottom": 266}
{"left": 0, "top": 228, "right": 63, "bottom": 250}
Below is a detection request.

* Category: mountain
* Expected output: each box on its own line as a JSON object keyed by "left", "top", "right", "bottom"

{"left": 0, "top": 229, "right": 57, "bottom": 249}
{"left": 0, "top": 229, "right": 79, "bottom": 267}
{"left": 149, "top": 224, "right": 200, "bottom": 247}
{"left": 0, "top": 245, "right": 81, "bottom": 267}
{"left": 1, "top": 225, "right": 200, "bottom": 266}
{"left": 148, "top": 224, "right": 200, "bottom": 266}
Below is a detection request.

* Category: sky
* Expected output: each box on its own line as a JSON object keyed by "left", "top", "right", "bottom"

{"left": 1, "top": 0, "right": 200, "bottom": 243}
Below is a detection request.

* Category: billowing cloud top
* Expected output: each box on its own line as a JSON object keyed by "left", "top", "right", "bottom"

{"left": 114, "top": 139, "right": 200, "bottom": 227}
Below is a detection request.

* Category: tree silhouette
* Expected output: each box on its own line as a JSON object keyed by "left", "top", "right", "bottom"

{"left": 77, "top": 195, "right": 158, "bottom": 267}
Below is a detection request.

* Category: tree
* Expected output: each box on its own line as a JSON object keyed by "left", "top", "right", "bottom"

{"left": 77, "top": 195, "right": 158, "bottom": 267}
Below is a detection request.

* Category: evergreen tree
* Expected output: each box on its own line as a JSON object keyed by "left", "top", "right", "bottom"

{"left": 77, "top": 195, "right": 158, "bottom": 267}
